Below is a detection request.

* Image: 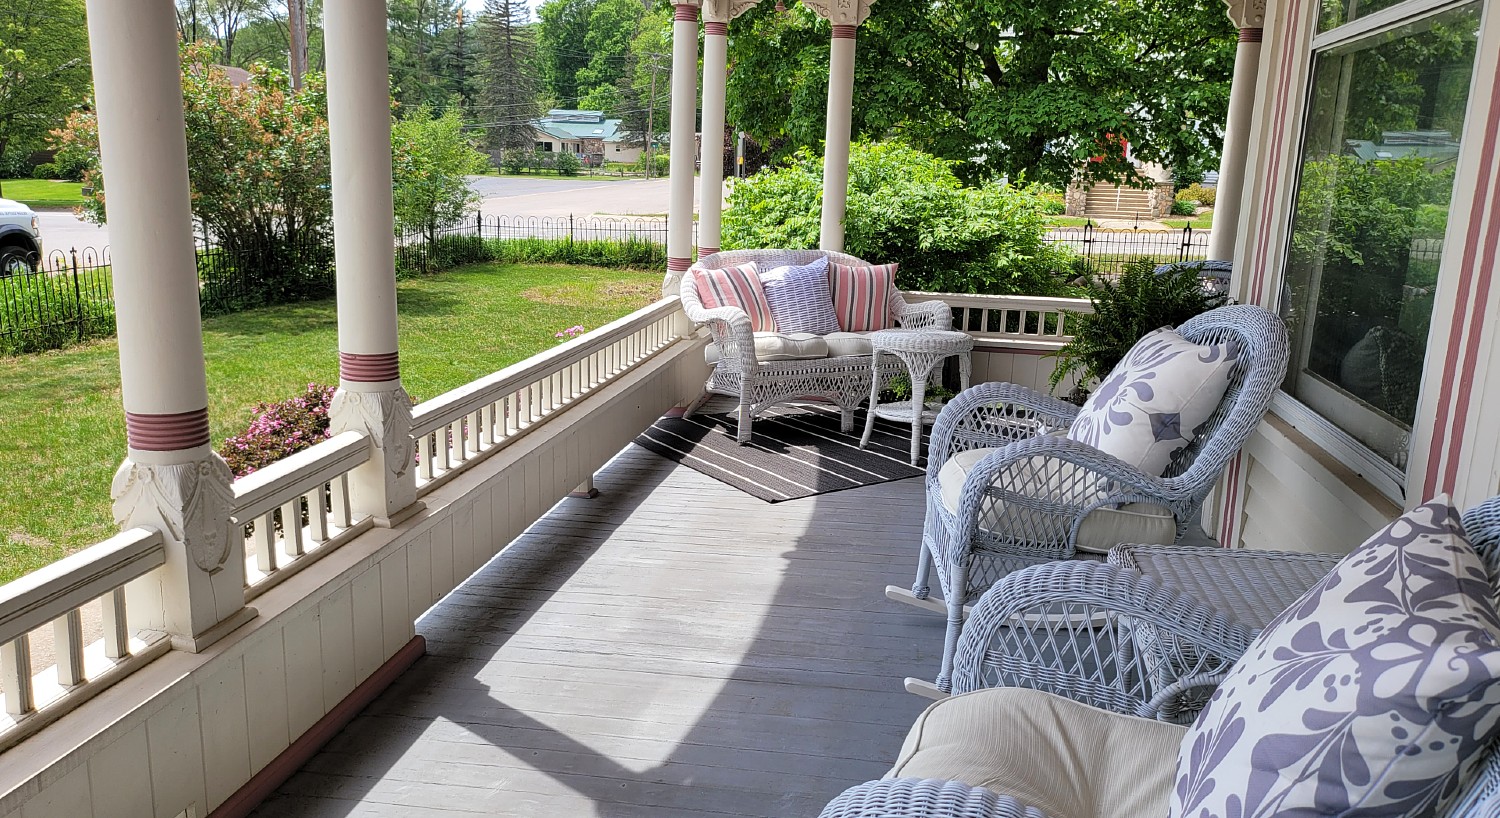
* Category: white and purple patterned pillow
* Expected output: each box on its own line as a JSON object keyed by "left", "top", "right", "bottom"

{"left": 1172, "top": 498, "right": 1500, "bottom": 818}
{"left": 759, "top": 256, "right": 840, "bottom": 336}
{"left": 1067, "top": 327, "right": 1237, "bottom": 476}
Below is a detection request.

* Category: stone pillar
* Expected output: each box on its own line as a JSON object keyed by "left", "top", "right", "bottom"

{"left": 664, "top": 2, "right": 702, "bottom": 293}
{"left": 820, "top": 26, "right": 857, "bottom": 251}
{"left": 324, "top": 0, "right": 421, "bottom": 527}
{"left": 1208, "top": 2, "right": 1266, "bottom": 262}
{"left": 88, "top": 0, "right": 249, "bottom": 651}
{"left": 698, "top": 6, "right": 730, "bottom": 259}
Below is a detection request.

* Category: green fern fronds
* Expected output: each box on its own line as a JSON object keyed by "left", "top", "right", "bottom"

{"left": 1048, "top": 259, "right": 1229, "bottom": 393}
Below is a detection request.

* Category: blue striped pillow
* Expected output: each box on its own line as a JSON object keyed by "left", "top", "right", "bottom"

{"left": 760, "top": 257, "right": 840, "bottom": 336}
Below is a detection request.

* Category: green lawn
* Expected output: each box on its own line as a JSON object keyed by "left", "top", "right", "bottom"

{"left": 0, "top": 262, "right": 660, "bottom": 584}
{"left": 0, "top": 178, "right": 87, "bottom": 209}
{"left": 1161, "top": 209, "right": 1215, "bottom": 229}
{"left": 1044, "top": 216, "right": 1092, "bottom": 227}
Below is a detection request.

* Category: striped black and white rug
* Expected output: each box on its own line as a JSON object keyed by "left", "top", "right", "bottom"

{"left": 633, "top": 403, "right": 926, "bottom": 502}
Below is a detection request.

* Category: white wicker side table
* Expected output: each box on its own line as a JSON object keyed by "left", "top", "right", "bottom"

{"left": 860, "top": 329, "right": 974, "bottom": 465}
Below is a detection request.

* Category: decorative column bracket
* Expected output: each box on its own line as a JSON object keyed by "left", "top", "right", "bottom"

{"left": 1222, "top": 0, "right": 1266, "bottom": 28}
{"left": 799, "top": 0, "right": 876, "bottom": 25}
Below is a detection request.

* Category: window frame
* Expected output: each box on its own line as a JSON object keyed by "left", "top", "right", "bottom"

{"left": 1271, "top": 0, "right": 1489, "bottom": 501}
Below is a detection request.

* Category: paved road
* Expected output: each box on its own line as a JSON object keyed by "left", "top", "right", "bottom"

{"left": 33, "top": 176, "right": 699, "bottom": 255}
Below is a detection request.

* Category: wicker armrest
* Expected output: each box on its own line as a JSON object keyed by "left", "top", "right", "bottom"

{"left": 928, "top": 383, "right": 1081, "bottom": 473}
{"left": 897, "top": 298, "right": 954, "bottom": 331}
{"left": 820, "top": 779, "right": 1052, "bottom": 818}
{"left": 952, "top": 561, "right": 1254, "bottom": 722}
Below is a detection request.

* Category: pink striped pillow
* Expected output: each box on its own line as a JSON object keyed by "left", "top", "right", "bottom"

{"left": 692, "top": 263, "right": 775, "bottom": 332}
{"left": 828, "top": 262, "right": 899, "bottom": 332}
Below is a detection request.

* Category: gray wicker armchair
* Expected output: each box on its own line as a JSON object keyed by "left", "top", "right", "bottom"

{"left": 679, "top": 250, "right": 951, "bottom": 444}
{"left": 820, "top": 497, "right": 1500, "bottom": 818}
{"left": 908, "top": 304, "right": 1289, "bottom": 693}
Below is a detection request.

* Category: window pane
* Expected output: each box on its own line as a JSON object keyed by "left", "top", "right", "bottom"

{"left": 1281, "top": 3, "right": 1480, "bottom": 468}
{"left": 1318, "top": 0, "right": 1411, "bottom": 33}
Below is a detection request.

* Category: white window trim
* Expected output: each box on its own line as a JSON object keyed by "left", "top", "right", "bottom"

{"left": 1271, "top": 0, "right": 1484, "bottom": 500}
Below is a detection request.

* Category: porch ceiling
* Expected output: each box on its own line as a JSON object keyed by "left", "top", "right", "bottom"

{"left": 251, "top": 443, "right": 937, "bottom": 816}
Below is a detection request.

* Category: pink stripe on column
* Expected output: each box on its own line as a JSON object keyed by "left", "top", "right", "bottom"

{"left": 674, "top": 4, "right": 699, "bottom": 21}
{"left": 667, "top": 257, "right": 693, "bottom": 272}
{"left": 832, "top": 24, "right": 857, "bottom": 39}
{"left": 698, "top": 246, "right": 720, "bottom": 258}
{"left": 704, "top": 21, "right": 727, "bottom": 35}
{"left": 1239, "top": 27, "right": 1263, "bottom": 43}
{"left": 126, "top": 408, "right": 211, "bottom": 451}
{"left": 1426, "top": 50, "right": 1500, "bottom": 496}
{"left": 339, "top": 351, "right": 401, "bottom": 383}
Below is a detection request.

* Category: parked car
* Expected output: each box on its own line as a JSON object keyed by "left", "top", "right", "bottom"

{"left": 0, "top": 197, "right": 42, "bottom": 275}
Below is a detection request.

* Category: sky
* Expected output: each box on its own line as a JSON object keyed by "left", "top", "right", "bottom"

{"left": 462, "top": 0, "right": 544, "bottom": 22}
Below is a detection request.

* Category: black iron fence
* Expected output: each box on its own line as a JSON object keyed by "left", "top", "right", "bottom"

{"left": 1042, "top": 224, "right": 1211, "bottom": 277}
{"left": 392, "top": 213, "right": 672, "bottom": 277}
{"left": 1, "top": 247, "right": 115, "bottom": 354}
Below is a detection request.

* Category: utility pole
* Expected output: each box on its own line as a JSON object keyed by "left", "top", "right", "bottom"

{"left": 455, "top": 8, "right": 467, "bottom": 108}
{"left": 288, "top": 0, "right": 309, "bottom": 90}
{"left": 644, "top": 56, "right": 662, "bottom": 180}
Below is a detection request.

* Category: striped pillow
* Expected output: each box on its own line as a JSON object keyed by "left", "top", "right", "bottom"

{"left": 692, "top": 263, "right": 775, "bottom": 331}
{"left": 829, "top": 262, "right": 899, "bottom": 332}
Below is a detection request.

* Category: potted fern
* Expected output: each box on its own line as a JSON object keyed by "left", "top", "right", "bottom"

{"left": 1049, "top": 259, "right": 1230, "bottom": 403}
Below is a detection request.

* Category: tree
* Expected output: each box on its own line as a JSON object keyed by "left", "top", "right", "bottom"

{"left": 725, "top": 0, "right": 1236, "bottom": 188}
{"left": 536, "top": 0, "right": 594, "bottom": 104}
{"left": 0, "top": 0, "right": 90, "bottom": 193}
{"left": 573, "top": 0, "right": 642, "bottom": 106}
{"left": 613, "top": 8, "right": 671, "bottom": 156}
{"left": 174, "top": 0, "right": 267, "bottom": 67}
{"left": 389, "top": 0, "right": 467, "bottom": 109}
{"left": 56, "top": 43, "right": 335, "bottom": 306}
{"left": 392, "top": 104, "right": 489, "bottom": 240}
{"left": 479, "top": 0, "right": 542, "bottom": 154}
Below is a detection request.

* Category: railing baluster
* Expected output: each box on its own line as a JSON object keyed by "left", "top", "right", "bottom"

{"left": 307, "top": 487, "right": 329, "bottom": 544}
{"left": 420, "top": 433, "right": 435, "bottom": 481}
{"left": 281, "top": 498, "right": 304, "bottom": 558}
{"left": 53, "top": 610, "right": 85, "bottom": 687}
{"left": 255, "top": 512, "right": 277, "bottom": 574}
{"left": 102, "top": 588, "right": 129, "bottom": 660}
{"left": 2, "top": 636, "right": 34, "bottom": 716}
{"left": 332, "top": 474, "right": 353, "bottom": 528}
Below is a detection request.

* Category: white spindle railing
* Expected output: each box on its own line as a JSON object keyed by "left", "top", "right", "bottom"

{"left": 411, "top": 297, "right": 684, "bottom": 494}
{"left": 907, "top": 292, "right": 1090, "bottom": 348}
{"left": 0, "top": 527, "right": 168, "bottom": 748}
{"left": 231, "top": 431, "right": 373, "bottom": 598}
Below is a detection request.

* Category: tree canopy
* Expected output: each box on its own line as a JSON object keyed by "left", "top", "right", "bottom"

{"left": 725, "top": 0, "right": 1236, "bottom": 187}
{"left": 0, "top": 0, "right": 91, "bottom": 180}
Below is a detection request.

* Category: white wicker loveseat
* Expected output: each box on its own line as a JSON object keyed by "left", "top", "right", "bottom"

{"left": 680, "top": 249, "right": 951, "bottom": 443}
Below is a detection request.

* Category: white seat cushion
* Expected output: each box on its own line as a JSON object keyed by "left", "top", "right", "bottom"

{"left": 704, "top": 332, "right": 829, "bottom": 365}
{"left": 938, "top": 447, "right": 1176, "bottom": 553}
{"left": 824, "top": 331, "right": 875, "bottom": 358}
{"left": 889, "top": 687, "right": 1186, "bottom": 818}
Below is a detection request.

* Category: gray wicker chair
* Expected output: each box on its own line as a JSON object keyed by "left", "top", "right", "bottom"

{"left": 679, "top": 250, "right": 951, "bottom": 443}
{"left": 911, "top": 304, "right": 1289, "bottom": 693}
{"left": 820, "top": 496, "right": 1500, "bottom": 818}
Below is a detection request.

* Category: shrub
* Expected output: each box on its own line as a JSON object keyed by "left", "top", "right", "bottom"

{"left": 0, "top": 271, "right": 116, "bottom": 355}
{"left": 0, "top": 152, "right": 33, "bottom": 179}
{"left": 1176, "top": 183, "right": 1216, "bottom": 208}
{"left": 394, "top": 233, "right": 666, "bottom": 277}
{"left": 1170, "top": 198, "right": 1198, "bottom": 216}
{"left": 1035, "top": 188, "right": 1067, "bottom": 215}
{"left": 554, "top": 151, "right": 582, "bottom": 177}
{"left": 392, "top": 105, "right": 489, "bottom": 240}
{"left": 1048, "top": 258, "right": 1229, "bottom": 393}
{"left": 31, "top": 162, "right": 59, "bottom": 180}
{"left": 501, "top": 149, "right": 526, "bottom": 175}
{"left": 632, "top": 151, "right": 669, "bottom": 178}
{"left": 722, "top": 141, "right": 1076, "bottom": 296}
{"left": 218, "top": 383, "right": 336, "bottom": 478}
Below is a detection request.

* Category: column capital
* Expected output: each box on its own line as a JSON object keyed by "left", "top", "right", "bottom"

{"left": 703, "top": 0, "right": 762, "bottom": 23}
{"left": 802, "top": 0, "right": 875, "bottom": 26}
{"left": 1222, "top": 0, "right": 1266, "bottom": 30}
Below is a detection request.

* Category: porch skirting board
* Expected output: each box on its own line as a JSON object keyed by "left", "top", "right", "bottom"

{"left": 209, "top": 635, "right": 427, "bottom": 818}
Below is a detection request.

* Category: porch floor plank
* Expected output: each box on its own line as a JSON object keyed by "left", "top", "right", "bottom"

{"left": 251, "top": 439, "right": 941, "bottom": 818}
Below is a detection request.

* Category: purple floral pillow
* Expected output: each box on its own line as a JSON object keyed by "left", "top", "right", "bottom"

{"left": 1171, "top": 498, "right": 1500, "bottom": 818}
{"left": 1067, "top": 328, "right": 1237, "bottom": 476}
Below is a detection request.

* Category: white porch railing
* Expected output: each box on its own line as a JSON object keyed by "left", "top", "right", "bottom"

{"left": 908, "top": 292, "right": 1089, "bottom": 348}
{"left": 0, "top": 527, "right": 168, "bottom": 750}
{"left": 410, "top": 296, "right": 684, "bottom": 494}
{"left": 232, "top": 431, "right": 374, "bottom": 599}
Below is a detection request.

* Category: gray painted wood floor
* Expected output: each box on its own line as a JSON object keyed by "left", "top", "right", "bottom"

{"left": 251, "top": 437, "right": 942, "bottom": 817}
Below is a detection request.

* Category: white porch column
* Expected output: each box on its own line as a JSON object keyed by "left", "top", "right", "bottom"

{"left": 1208, "top": 1, "right": 1266, "bottom": 262}
{"left": 698, "top": 3, "right": 730, "bottom": 259}
{"left": 324, "top": 0, "right": 422, "bottom": 527}
{"left": 665, "top": 1, "right": 702, "bottom": 291}
{"left": 820, "top": 27, "right": 856, "bottom": 251}
{"left": 87, "top": 0, "right": 249, "bottom": 651}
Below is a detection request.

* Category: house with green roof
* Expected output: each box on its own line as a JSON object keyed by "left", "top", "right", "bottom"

{"left": 531, "top": 109, "right": 648, "bottom": 166}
